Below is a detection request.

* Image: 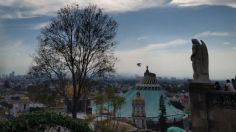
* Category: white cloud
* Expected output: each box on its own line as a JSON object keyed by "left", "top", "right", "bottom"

{"left": 233, "top": 47, "right": 236, "bottom": 50}
{"left": 0, "top": 39, "right": 33, "bottom": 74}
{"left": 143, "top": 39, "right": 188, "bottom": 51}
{"left": 127, "top": 39, "right": 188, "bottom": 53}
{"left": 170, "top": 0, "right": 236, "bottom": 8}
{"left": 137, "top": 36, "right": 149, "bottom": 41}
{"left": 223, "top": 42, "right": 231, "bottom": 45}
{"left": 0, "top": 0, "right": 168, "bottom": 18}
{"left": 0, "top": 0, "right": 66, "bottom": 18}
{"left": 170, "top": 0, "right": 211, "bottom": 7}
{"left": 1, "top": 0, "right": 236, "bottom": 18}
{"left": 79, "top": 0, "right": 169, "bottom": 12}
{"left": 193, "top": 31, "right": 230, "bottom": 38}
{"left": 115, "top": 39, "right": 191, "bottom": 77}
{"left": 32, "top": 22, "right": 50, "bottom": 30}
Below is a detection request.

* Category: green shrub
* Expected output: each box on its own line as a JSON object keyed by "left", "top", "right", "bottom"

{"left": 0, "top": 111, "right": 93, "bottom": 132}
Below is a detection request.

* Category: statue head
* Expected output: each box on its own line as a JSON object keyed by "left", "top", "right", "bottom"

{"left": 192, "top": 39, "right": 200, "bottom": 45}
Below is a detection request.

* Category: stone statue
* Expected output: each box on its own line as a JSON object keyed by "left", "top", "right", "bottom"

{"left": 191, "top": 39, "right": 210, "bottom": 83}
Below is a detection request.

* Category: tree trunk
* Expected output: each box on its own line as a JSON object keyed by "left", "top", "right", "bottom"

{"left": 72, "top": 93, "right": 77, "bottom": 118}
{"left": 72, "top": 108, "right": 77, "bottom": 118}
{"left": 72, "top": 69, "right": 77, "bottom": 119}
{"left": 72, "top": 87, "right": 77, "bottom": 119}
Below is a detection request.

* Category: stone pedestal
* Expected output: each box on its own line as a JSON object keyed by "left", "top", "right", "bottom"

{"left": 189, "top": 82, "right": 213, "bottom": 132}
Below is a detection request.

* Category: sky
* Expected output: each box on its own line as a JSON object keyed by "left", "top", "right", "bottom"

{"left": 0, "top": 0, "right": 236, "bottom": 79}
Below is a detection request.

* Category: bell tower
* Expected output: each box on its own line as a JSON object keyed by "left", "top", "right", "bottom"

{"left": 132, "top": 91, "right": 146, "bottom": 129}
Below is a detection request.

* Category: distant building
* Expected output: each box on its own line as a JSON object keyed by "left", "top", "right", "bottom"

{"left": 116, "top": 66, "right": 185, "bottom": 123}
{"left": 9, "top": 95, "right": 30, "bottom": 117}
{"left": 5, "top": 95, "right": 45, "bottom": 117}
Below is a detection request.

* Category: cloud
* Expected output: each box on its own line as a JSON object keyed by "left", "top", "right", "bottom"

{"left": 115, "top": 39, "right": 191, "bottom": 77}
{"left": 1, "top": 0, "right": 236, "bottom": 18}
{"left": 0, "top": 0, "right": 168, "bottom": 19}
{"left": 0, "top": 35, "right": 33, "bottom": 74}
{"left": 0, "top": 0, "right": 66, "bottom": 19}
{"left": 233, "top": 47, "right": 236, "bottom": 50}
{"left": 137, "top": 36, "right": 149, "bottom": 41}
{"left": 125, "top": 39, "right": 188, "bottom": 53}
{"left": 32, "top": 22, "right": 50, "bottom": 30}
{"left": 79, "top": 0, "right": 170, "bottom": 12}
{"left": 170, "top": 0, "right": 236, "bottom": 8}
{"left": 141, "top": 39, "right": 188, "bottom": 51}
{"left": 193, "top": 31, "right": 230, "bottom": 38}
{"left": 223, "top": 42, "right": 231, "bottom": 45}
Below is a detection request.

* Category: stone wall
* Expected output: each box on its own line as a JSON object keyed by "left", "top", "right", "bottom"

{"left": 189, "top": 83, "right": 213, "bottom": 132}
{"left": 207, "top": 91, "right": 236, "bottom": 132}
{"left": 189, "top": 83, "right": 236, "bottom": 132}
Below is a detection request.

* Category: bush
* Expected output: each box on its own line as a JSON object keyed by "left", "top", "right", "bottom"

{"left": 0, "top": 111, "right": 93, "bottom": 132}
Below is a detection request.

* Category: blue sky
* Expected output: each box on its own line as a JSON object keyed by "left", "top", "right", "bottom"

{"left": 0, "top": 0, "right": 236, "bottom": 79}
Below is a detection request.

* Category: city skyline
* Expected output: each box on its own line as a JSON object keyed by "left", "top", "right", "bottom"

{"left": 1, "top": 0, "right": 236, "bottom": 79}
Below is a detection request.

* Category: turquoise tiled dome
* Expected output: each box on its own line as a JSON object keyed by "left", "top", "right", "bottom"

{"left": 116, "top": 67, "right": 185, "bottom": 121}
{"left": 93, "top": 67, "right": 185, "bottom": 122}
{"left": 117, "top": 87, "right": 185, "bottom": 121}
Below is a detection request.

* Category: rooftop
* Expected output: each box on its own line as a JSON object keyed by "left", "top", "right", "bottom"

{"left": 140, "top": 66, "right": 158, "bottom": 85}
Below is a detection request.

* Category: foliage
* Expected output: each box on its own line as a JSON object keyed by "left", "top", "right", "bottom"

{"left": 27, "top": 86, "right": 59, "bottom": 106}
{"left": 146, "top": 119, "right": 156, "bottom": 130}
{"left": 93, "top": 87, "right": 126, "bottom": 131}
{"left": 84, "top": 114, "right": 96, "bottom": 124}
{"left": 0, "top": 101, "right": 13, "bottom": 116}
{"left": 159, "top": 95, "right": 167, "bottom": 132}
{"left": 95, "top": 119, "right": 128, "bottom": 132}
{"left": 170, "top": 100, "right": 184, "bottom": 110}
{"left": 0, "top": 112, "right": 93, "bottom": 132}
{"left": 94, "top": 87, "right": 125, "bottom": 118}
{"left": 111, "top": 94, "right": 125, "bottom": 116}
{"left": 94, "top": 94, "right": 105, "bottom": 117}
{"left": 30, "top": 4, "right": 118, "bottom": 118}
{"left": 0, "top": 101, "right": 13, "bottom": 109}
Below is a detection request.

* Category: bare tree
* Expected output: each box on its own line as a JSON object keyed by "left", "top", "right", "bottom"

{"left": 30, "top": 5, "right": 118, "bottom": 118}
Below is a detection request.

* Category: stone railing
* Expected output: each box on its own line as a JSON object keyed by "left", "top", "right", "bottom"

{"left": 207, "top": 91, "right": 236, "bottom": 109}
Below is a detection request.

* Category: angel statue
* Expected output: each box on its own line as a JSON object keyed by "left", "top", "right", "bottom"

{"left": 191, "top": 39, "right": 210, "bottom": 83}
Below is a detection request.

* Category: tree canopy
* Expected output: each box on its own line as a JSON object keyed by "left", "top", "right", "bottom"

{"left": 30, "top": 4, "right": 118, "bottom": 118}
{"left": 159, "top": 95, "right": 167, "bottom": 132}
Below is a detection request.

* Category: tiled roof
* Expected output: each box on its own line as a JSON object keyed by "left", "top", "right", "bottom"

{"left": 117, "top": 87, "right": 185, "bottom": 121}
